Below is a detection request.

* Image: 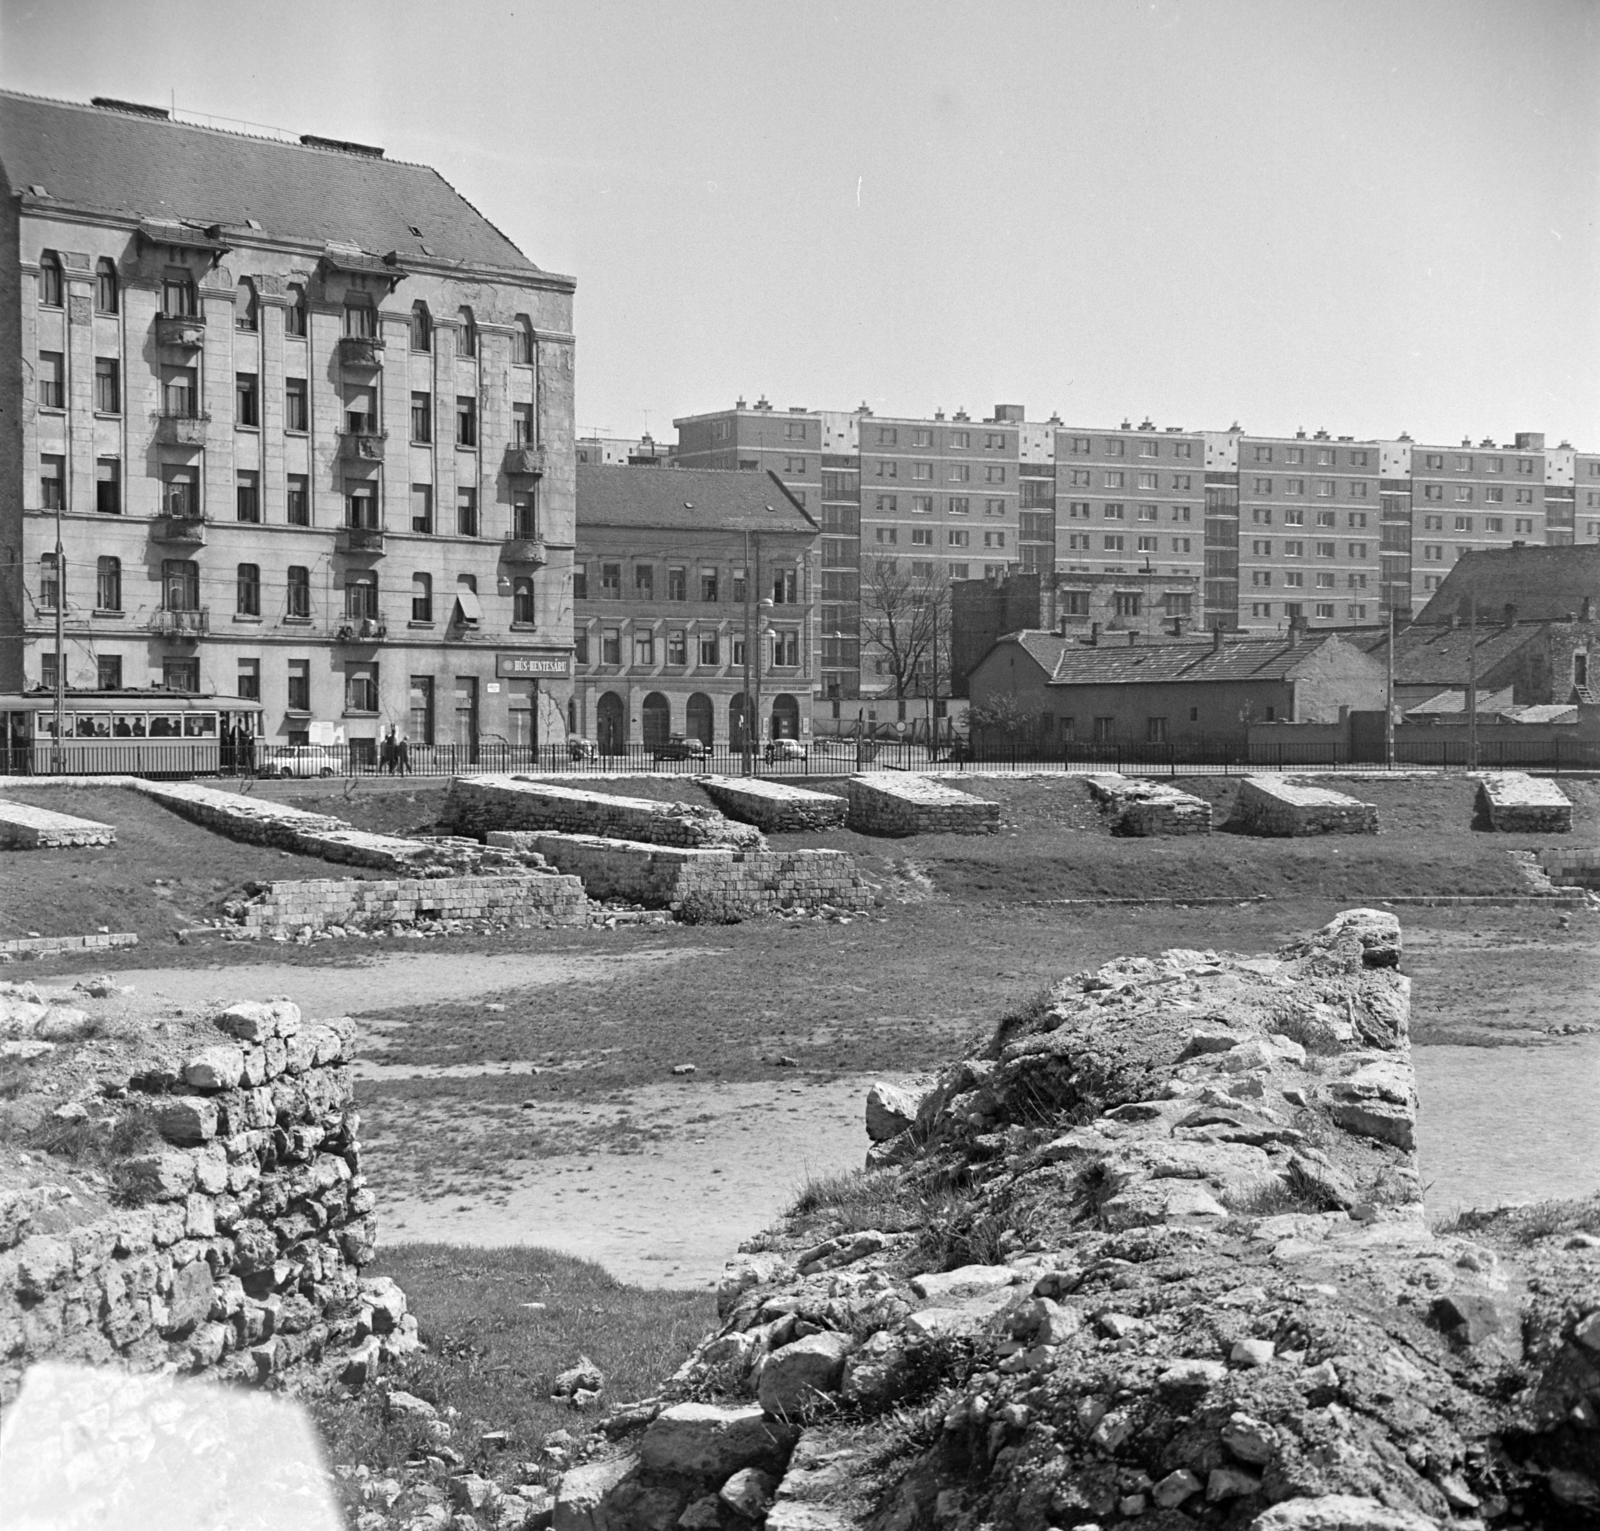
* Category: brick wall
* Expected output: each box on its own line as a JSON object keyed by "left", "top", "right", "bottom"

{"left": 1232, "top": 776, "right": 1378, "bottom": 836}
{"left": 844, "top": 774, "right": 999, "bottom": 837}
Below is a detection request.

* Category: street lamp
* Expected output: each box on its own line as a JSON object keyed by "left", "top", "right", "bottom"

{"left": 754, "top": 596, "right": 773, "bottom": 762}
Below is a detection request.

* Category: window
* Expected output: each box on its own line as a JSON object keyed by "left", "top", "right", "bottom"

{"left": 947, "top": 528, "right": 969, "bottom": 547}
{"left": 512, "top": 489, "right": 538, "bottom": 539}
{"left": 876, "top": 460, "right": 898, "bottom": 479}
{"left": 399, "top": 483, "right": 429, "bottom": 534}
{"left": 1485, "top": 487, "right": 1504, "bottom": 503}
{"left": 1254, "top": 445, "right": 1273, "bottom": 463}
{"left": 285, "top": 377, "right": 308, "bottom": 432}
{"left": 455, "top": 396, "right": 477, "bottom": 447}
{"left": 39, "top": 454, "right": 64, "bottom": 509}
{"left": 1252, "top": 571, "right": 1271, "bottom": 587}
{"left": 38, "top": 250, "right": 63, "bottom": 306}
{"left": 1316, "top": 510, "right": 1336, "bottom": 527}
{"left": 1316, "top": 541, "right": 1335, "bottom": 557}
{"left": 784, "top": 456, "right": 807, "bottom": 474}
{"left": 948, "top": 463, "right": 970, "bottom": 483}
{"left": 95, "top": 556, "right": 120, "bottom": 612}
{"left": 700, "top": 568, "right": 719, "bottom": 602}
{"left": 633, "top": 632, "right": 655, "bottom": 665}
{"left": 773, "top": 630, "right": 799, "bottom": 667}
{"left": 1252, "top": 508, "right": 1272, "bottom": 525}
{"left": 1455, "top": 487, "right": 1473, "bottom": 503}
{"left": 1284, "top": 541, "right": 1304, "bottom": 557}
{"left": 911, "top": 494, "right": 933, "bottom": 514}
{"left": 1424, "top": 545, "right": 1444, "bottom": 561}
{"left": 1104, "top": 503, "right": 1125, "bottom": 519}
{"left": 875, "top": 426, "right": 898, "bottom": 446}
{"left": 38, "top": 552, "right": 60, "bottom": 610}
{"left": 343, "top": 299, "right": 375, "bottom": 338}
{"left": 1514, "top": 489, "right": 1533, "bottom": 504}
{"left": 287, "top": 659, "right": 311, "bottom": 712}
{"left": 162, "top": 267, "right": 195, "bottom": 318}
{"left": 411, "top": 573, "right": 433, "bottom": 623}
{"left": 38, "top": 351, "right": 64, "bottom": 409}
{"left": 96, "top": 458, "right": 120, "bottom": 515}
{"left": 945, "top": 429, "right": 969, "bottom": 449}
{"left": 1105, "top": 471, "right": 1125, "bottom": 488}
{"left": 410, "top": 302, "right": 431, "bottom": 352}
{"left": 1348, "top": 603, "right": 1368, "bottom": 620}
{"left": 1316, "top": 603, "right": 1335, "bottom": 619}
{"left": 1423, "top": 485, "right": 1443, "bottom": 500}
{"left": 1093, "top": 716, "right": 1115, "bottom": 741}
{"left": 287, "top": 566, "right": 311, "bottom": 619}
{"left": 662, "top": 565, "right": 686, "bottom": 602}
{"left": 236, "top": 373, "right": 259, "bottom": 427}
{"left": 985, "top": 498, "right": 1007, "bottom": 516}
{"left": 787, "top": 419, "right": 809, "bottom": 441}
{"left": 403, "top": 390, "right": 431, "bottom": 443}
{"left": 985, "top": 531, "right": 1007, "bottom": 549}
{"left": 1173, "top": 536, "right": 1192, "bottom": 552}
{"left": 985, "top": 465, "right": 1006, "bottom": 484}
{"left": 230, "top": 658, "right": 259, "bottom": 702}
{"left": 600, "top": 628, "right": 622, "bottom": 664}
{"left": 1316, "top": 572, "right": 1335, "bottom": 589}
{"left": 345, "top": 573, "right": 378, "bottom": 620}
{"left": 456, "top": 487, "right": 478, "bottom": 537}
{"left": 1103, "top": 534, "right": 1125, "bottom": 551}
{"left": 635, "top": 564, "right": 655, "bottom": 599}
{"left": 95, "top": 257, "right": 118, "bottom": 313}
{"left": 949, "top": 496, "right": 970, "bottom": 515}
{"left": 773, "top": 568, "right": 798, "bottom": 604}
{"left": 1136, "top": 503, "right": 1158, "bottom": 521}
{"left": 512, "top": 402, "right": 534, "bottom": 447}
{"left": 572, "top": 632, "right": 589, "bottom": 665}
{"left": 1348, "top": 511, "right": 1369, "bottom": 527}
{"left": 161, "top": 364, "right": 197, "bottom": 417}
{"left": 237, "top": 280, "right": 258, "bottom": 332}
{"left": 1350, "top": 481, "right": 1368, "bottom": 498}
{"left": 345, "top": 663, "right": 379, "bottom": 714}
{"left": 1316, "top": 480, "right": 1335, "bottom": 497}
{"left": 1137, "top": 535, "right": 1157, "bottom": 552}
{"left": 1454, "top": 516, "right": 1472, "bottom": 532}
{"left": 286, "top": 284, "right": 308, "bottom": 337}
{"left": 236, "top": 471, "right": 260, "bottom": 523}
{"left": 161, "top": 465, "right": 197, "bottom": 519}
{"left": 97, "top": 655, "right": 123, "bottom": 690}
{"left": 347, "top": 483, "right": 377, "bottom": 529}
{"left": 875, "top": 494, "right": 898, "bottom": 513}
{"left": 93, "top": 357, "right": 120, "bottom": 414}
{"left": 1252, "top": 540, "right": 1272, "bottom": 555}
{"left": 162, "top": 658, "right": 200, "bottom": 693}
{"left": 513, "top": 315, "right": 534, "bottom": 364}
{"left": 1348, "top": 542, "right": 1368, "bottom": 558}
{"left": 236, "top": 563, "right": 261, "bottom": 617}
{"left": 1346, "top": 573, "right": 1368, "bottom": 589}
{"left": 1146, "top": 717, "right": 1168, "bottom": 743}
{"left": 876, "top": 527, "right": 898, "bottom": 545}
{"left": 910, "top": 527, "right": 933, "bottom": 546}
{"left": 162, "top": 558, "right": 200, "bottom": 611}
{"left": 698, "top": 631, "right": 719, "bottom": 665}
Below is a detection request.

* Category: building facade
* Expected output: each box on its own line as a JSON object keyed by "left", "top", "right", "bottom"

{"left": 1, "top": 92, "right": 576, "bottom": 761}
{"left": 571, "top": 465, "right": 819, "bottom": 751}
{"left": 675, "top": 401, "right": 1598, "bottom": 694}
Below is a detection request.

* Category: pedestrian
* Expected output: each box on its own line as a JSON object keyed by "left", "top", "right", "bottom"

{"left": 396, "top": 733, "right": 410, "bottom": 776}
{"left": 380, "top": 730, "right": 396, "bottom": 775}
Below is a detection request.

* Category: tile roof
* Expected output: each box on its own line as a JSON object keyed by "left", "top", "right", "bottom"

{"left": 1404, "top": 687, "right": 1517, "bottom": 716}
{"left": 1, "top": 91, "right": 543, "bottom": 275}
{"left": 1377, "top": 622, "right": 1543, "bottom": 686}
{"left": 1416, "top": 544, "right": 1600, "bottom": 624}
{"left": 577, "top": 465, "right": 819, "bottom": 535}
{"left": 991, "top": 631, "right": 1356, "bottom": 686}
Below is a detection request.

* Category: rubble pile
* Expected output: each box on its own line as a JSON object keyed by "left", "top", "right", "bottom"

{"left": 553, "top": 911, "right": 1600, "bottom": 1530}
{"left": 0, "top": 981, "right": 414, "bottom": 1405}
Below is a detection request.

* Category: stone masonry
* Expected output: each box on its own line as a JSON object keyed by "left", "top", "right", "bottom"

{"left": 699, "top": 776, "right": 848, "bottom": 834}
{"left": 225, "top": 870, "right": 590, "bottom": 938}
{"left": 445, "top": 776, "right": 765, "bottom": 850}
{"left": 844, "top": 773, "right": 999, "bottom": 837}
{"left": 0, "top": 798, "right": 115, "bottom": 849}
{"left": 1231, "top": 776, "right": 1379, "bottom": 836}
{"left": 1477, "top": 773, "right": 1573, "bottom": 833}
{"left": 1537, "top": 845, "right": 1600, "bottom": 890}
{"left": 488, "top": 831, "right": 874, "bottom": 921}
{"left": 1085, "top": 775, "right": 1212, "bottom": 836}
{"left": 0, "top": 985, "right": 415, "bottom": 1404}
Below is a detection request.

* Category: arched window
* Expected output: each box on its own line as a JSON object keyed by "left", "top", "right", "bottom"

{"left": 457, "top": 306, "right": 476, "bottom": 357}
{"left": 236, "top": 280, "right": 258, "bottom": 331}
{"left": 95, "top": 258, "right": 118, "bottom": 314}
{"left": 513, "top": 315, "right": 534, "bottom": 365}
{"left": 686, "top": 693, "right": 714, "bottom": 745}
{"left": 512, "top": 576, "right": 535, "bottom": 625}
{"left": 38, "top": 251, "right": 63, "bottom": 307}
{"left": 285, "top": 283, "right": 308, "bottom": 337}
{"left": 596, "top": 692, "right": 626, "bottom": 754}
{"left": 411, "top": 572, "right": 433, "bottom": 623}
{"left": 411, "top": 302, "right": 432, "bottom": 352}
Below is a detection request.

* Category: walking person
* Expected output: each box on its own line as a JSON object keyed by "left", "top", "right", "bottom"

{"left": 380, "top": 729, "right": 397, "bottom": 776}
{"left": 396, "top": 732, "right": 410, "bottom": 776}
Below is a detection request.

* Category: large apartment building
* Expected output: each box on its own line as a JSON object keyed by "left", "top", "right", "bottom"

{"left": 675, "top": 400, "right": 1597, "bottom": 697}
{"left": 0, "top": 92, "right": 576, "bottom": 759}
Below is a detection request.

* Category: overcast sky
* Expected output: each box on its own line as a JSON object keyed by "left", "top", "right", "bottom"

{"left": 5, "top": 0, "right": 1597, "bottom": 446}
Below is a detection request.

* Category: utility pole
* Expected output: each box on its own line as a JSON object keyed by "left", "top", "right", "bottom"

{"left": 741, "top": 529, "right": 753, "bottom": 776}
{"left": 1384, "top": 602, "right": 1395, "bottom": 770}
{"left": 52, "top": 494, "right": 65, "bottom": 773}
{"left": 1466, "top": 594, "right": 1479, "bottom": 772}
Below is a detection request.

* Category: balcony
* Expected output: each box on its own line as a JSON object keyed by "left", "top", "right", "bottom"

{"left": 154, "top": 412, "right": 210, "bottom": 447}
{"left": 500, "top": 536, "right": 547, "bottom": 566}
{"left": 338, "top": 429, "right": 387, "bottom": 463}
{"left": 334, "top": 615, "right": 388, "bottom": 644}
{"left": 504, "top": 445, "right": 546, "bottom": 478}
{"left": 338, "top": 334, "right": 385, "bottom": 369}
{"left": 151, "top": 515, "right": 208, "bottom": 546}
{"left": 149, "top": 607, "right": 209, "bottom": 639}
{"left": 337, "top": 526, "right": 386, "bottom": 556}
{"left": 153, "top": 314, "right": 206, "bottom": 349}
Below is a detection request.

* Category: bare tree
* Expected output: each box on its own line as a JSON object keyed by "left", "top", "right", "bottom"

{"left": 860, "top": 557, "right": 950, "bottom": 701}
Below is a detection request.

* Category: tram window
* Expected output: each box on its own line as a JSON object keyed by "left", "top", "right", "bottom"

{"left": 113, "top": 716, "right": 134, "bottom": 737}
{"left": 129, "top": 715, "right": 146, "bottom": 737}
{"left": 37, "top": 715, "right": 57, "bottom": 738}
{"left": 184, "top": 714, "right": 217, "bottom": 737}
{"left": 149, "top": 715, "right": 182, "bottom": 738}
{"left": 76, "top": 715, "right": 110, "bottom": 738}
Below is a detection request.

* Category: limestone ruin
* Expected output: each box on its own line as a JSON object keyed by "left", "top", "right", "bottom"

{"left": 1086, "top": 775, "right": 1213, "bottom": 836}
{"left": 845, "top": 774, "right": 999, "bottom": 837}
{"left": 1232, "top": 778, "right": 1380, "bottom": 837}
{"left": 1477, "top": 773, "right": 1573, "bottom": 834}
{"left": 0, "top": 798, "right": 116, "bottom": 850}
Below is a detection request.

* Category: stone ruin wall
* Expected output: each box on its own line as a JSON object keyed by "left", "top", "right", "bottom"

{"left": 1232, "top": 776, "right": 1379, "bottom": 837}
{"left": 444, "top": 776, "right": 765, "bottom": 850}
{"left": 844, "top": 774, "right": 999, "bottom": 837}
{"left": 0, "top": 799, "right": 116, "bottom": 850}
{"left": 1476, "top": 774, "right": 1573, "bottom": 834}
{"left": 1085, "top": 775, "right": 1213, "bottom": 837}
{"left": 698, "top": 777, "right": 848, "bottom": 834}
{"left": 0, "top": 988, "right": 413, "bottom": 1407}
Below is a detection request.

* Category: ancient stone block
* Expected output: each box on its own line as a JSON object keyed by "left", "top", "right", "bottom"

{"left": 1232, "top": 777, "right": 1378, "bottom": 836}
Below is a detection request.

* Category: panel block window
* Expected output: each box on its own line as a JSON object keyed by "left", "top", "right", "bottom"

{"left": 455, "top": 488, "right": 478, "bottom": 537}
{"left": 286, "top": 566, "right": 311, "bottom": 620}
{"left": 513, "top": 576, "right": 535, "bottom": 625}
{"left": 95, "top": 556, "right": 121, "bottom": 613}
{"left": 39, "top": 454, "right": 65, "bottom": 510}
{"left": 95, "top": 257, "right": 118, "bottom": 313}
{"left": 512, "top": 402, "right": 535, "bottom": 447}
{"left": 285, "top": 377, "right": 309, "bottom": 432}
{"left": 411, "top": 391, "right": 432, "bottom": 443}
{"left": 96, "top": 458, "right": 121, "bottom": 515}
{"left": 455, "top": 396, "right": 477, "bottom": 448}
{"left": 236, "top": 471, "right": 260, "bottom": 523}
{"left": 162, "top": 466, "right": 198, "bottom": 519}
{"left": 94, "top": 357, "right": 120, "bottom": 414}
{"left": 38, "top": 351, "right": 64, "bottom": 409}
{"left": 38, "top": 250, "right": 63, "bottom": 306}
{"left": 699, "top": 631, "right": 720, "bottom": 664}
{"left": 345, "top": 663, "right": 379, "bottom": 714}
{"left": 949, "top": 496, "right": 970, "bottom": 515}
{"left": 236, "top": 563, "right": 261, "bottom": 617}
{"left": 410, "top": 484, "right": 433, "bottom": 534}
{"left": 411, "top": 572, "right": 433, "bottom": 623}
{"left": 287, "top": 474, "right": 310, "bottom": 527}
{"left": 235, "top": 373, "right": 260, "bottom": 427}
{"left": 287, "top": 659, "right": 311, "bottom": 712}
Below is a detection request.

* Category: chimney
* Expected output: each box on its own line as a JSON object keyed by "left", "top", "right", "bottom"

{"left": 1127, "top": 629, "right": 1138, "bottom": 646}
{"left": 1287, "top": 612, "right": 1309, "bottom": 646}
{"left": 1582, "top": 597, "right": 1594, "bottom": 622}
{"left": 1503, "top": 603, "right": 1518, "bottom": 627}
{"left": 1172, "top": 617, "right": 1185, "bottom": 637}
{"left": 1212, "top": 626, "right": 1224, "bottom": 651}
{"left": 1089, "top": 622, "right": 1101, "bottom": 646}
{"left": 1448, "top": 613, "right": 1459, "bottom": 630}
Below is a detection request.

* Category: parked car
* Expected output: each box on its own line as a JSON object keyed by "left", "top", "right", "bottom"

{"left": 567, "top": 736, "right": 598, "bottom": 762}
{"left": 651, "top": 735, "right": 709, "bottom": 762}
{"left": 259, "top": 745, "right": 339, "bottom": 778}
{"left": 764, "top": 737, "right": 808, "bottom": 763}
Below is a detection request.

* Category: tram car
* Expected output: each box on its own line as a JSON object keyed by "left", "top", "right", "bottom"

{"left": 0, "top": 690, "right": 267, "bottom": 777}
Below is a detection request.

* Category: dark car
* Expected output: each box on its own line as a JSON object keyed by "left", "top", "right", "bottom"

{"left": 651, "top": 735, "right": 709, "bottom": 762}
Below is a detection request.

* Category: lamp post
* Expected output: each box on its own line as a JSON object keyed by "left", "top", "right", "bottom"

{"left": 52, "top": 497, "right": 65, "bottom": 773}
{"left": 754, "top": 595, "right": 772, "bottom": 765}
